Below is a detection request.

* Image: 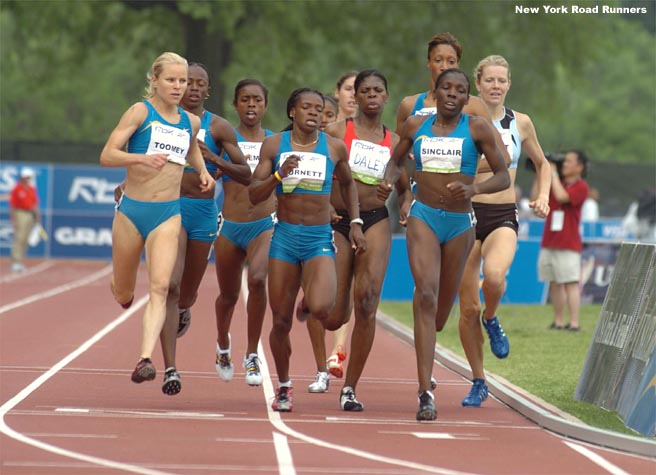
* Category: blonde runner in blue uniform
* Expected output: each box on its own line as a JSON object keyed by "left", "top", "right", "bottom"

{"left": 249, "top": 88, "right": 366, "bottom": 412}
{"left": 101, "top": 52, "right": 215, "bottom": 385}
{"left": 379, "top": 69, "right": 509, "bottom": 421}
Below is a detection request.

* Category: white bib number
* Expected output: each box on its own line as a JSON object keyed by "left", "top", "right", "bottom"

{"left": 279, "top": 152, "right": 326, "bottom": 193}
{"left": 419, "top": 137, "right": 464, "bottom": 173}
{"left": 147, "top": 122, "right": 190, "bottom": 165}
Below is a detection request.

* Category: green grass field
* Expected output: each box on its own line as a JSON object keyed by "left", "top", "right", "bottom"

{"left": 378, "top": 302, "right": 643, "bottom": 438}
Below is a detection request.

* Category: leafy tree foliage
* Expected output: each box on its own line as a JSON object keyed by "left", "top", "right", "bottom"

{"left": 1, "top": 0, "right": 654, "bottom": 170}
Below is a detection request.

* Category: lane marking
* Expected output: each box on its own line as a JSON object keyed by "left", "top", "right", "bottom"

{"left": 380, "top": 430, "right": 485, "bottom": 441}
{"left": 52, "top": 408, "right": 224, "bottom": 419}
{"left": 0, "top": 264, "right": 112, "bottom": 315}
{"left": 272, "top": 431, "right": 297, "bottom": 475}
{"left": 242, "top": 272, "right": 476, "bottom": 475}
{"left": 25, "top": 433, "right": 119, "bottom": 439}
{"left": 0, "top": 294, "right": 175, "bottom": 475}
{"left": 565, "top": 441, "right": 632, "bottom": 475}
{"left": 0, "top": 261, "right": 55, "bottom": 283}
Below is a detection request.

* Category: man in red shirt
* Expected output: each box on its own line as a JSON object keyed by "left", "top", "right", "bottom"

{"left": 9, "top": 167, "right": 40, "bottom": 272}
{"left": 538, "top": 150, "right": 589, "bottom": 331}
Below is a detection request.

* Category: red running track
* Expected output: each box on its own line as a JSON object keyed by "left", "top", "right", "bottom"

{"left": 1, "top": 259, "right": 654, "bottom": 475}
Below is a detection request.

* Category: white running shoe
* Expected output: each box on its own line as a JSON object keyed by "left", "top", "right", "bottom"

{"left": 243, "top": 353, "right": 263, "bottom": 386}
{"left": 308, "top": 371, "right": 330, "bottom": 393}
{"left": 215, "top": 335, "right": 234, "bottom": 382}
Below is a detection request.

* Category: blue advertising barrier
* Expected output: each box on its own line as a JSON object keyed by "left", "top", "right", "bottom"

{"left": 0, "top": 161, "right": 624, "bottom": 304}
{"left": 0, "top": 162, "right": 121, "bottom": 261}
{"left": 381, "top": 235, "right": 620, "bottom": 304}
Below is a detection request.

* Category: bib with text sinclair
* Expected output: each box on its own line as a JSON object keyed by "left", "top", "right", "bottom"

{"left": 279, "top": 152, "right": 326, "bottom": 193}
{"left": 349, "top": 139, "right": 389, "bottom": 185}
{"left": 419, "top": 136, "right": 464, "bottom": 173}
{"left": 147, "top": 121, "right": 190, "bottom": 165}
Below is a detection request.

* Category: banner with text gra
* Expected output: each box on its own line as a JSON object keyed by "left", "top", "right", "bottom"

{"left": 575, "top": 242, "right": 656, "bottom": 437}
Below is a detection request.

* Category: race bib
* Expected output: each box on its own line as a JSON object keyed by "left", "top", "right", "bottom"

{"left": 147, "top": 121, "right": 190, "bottom": 165}
{"left": 239, "top": 141, "right": 263, "bottom": 172}
{"left": 197, "top": 129, "right": 207, "bottom": 143}
{"left": 414, "top": 107, "right": 436, "bottom": 117}
{"left": 349, "top": 139, "right": 389, "bottom": 185}
{"left": 279, "top": 152, "right": 326, "bottom": 193}
{"left": 481, "top": 129, "right": 514, "bottom": 165}
{"left": 419, "top": 137, "right": 464, "bottom": 173}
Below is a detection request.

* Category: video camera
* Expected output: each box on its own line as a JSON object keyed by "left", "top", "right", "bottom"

{"left": 525, "top": 151, "right": 565, "bottom": 177}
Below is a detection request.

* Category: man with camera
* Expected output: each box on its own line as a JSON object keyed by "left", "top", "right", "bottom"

{"left": 537, "top": 150, "right": 589, "bottom": 331}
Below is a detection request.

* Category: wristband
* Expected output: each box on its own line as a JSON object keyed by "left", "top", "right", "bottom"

{"left": 350, "top": 218, "right": 364, "bottom": 226}
{"left": 274, "top": 171, "right": 284, "bottom": 181}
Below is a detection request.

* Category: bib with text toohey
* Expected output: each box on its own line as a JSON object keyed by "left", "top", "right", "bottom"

{"left": 419, "top": 136, "right": 465, "bottom": 173}
{"left": 279, "top": 152, "right": 327, "bottom": 193}
{"left": 239, "top": 142, "right": 264, "bottom": 173}
{"left": 349, "top": 139, "right": 390, "bottom": 185}
{"left": 147, "top": 121, "right": 190, "bottom": 165}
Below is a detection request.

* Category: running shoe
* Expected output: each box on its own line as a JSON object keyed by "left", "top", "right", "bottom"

{"left": 482, "top": 315, "right": 510, "bottom": 359}
{"left": 416, "top": 390, "right": 437, "bottom": 421}
{"left": 131, "top": 357, "right": 156, "bottom": 383}
{"left": 430, "top": 377, "right": 437, "bottom": 390}
{"left": 308, "top": 371, "right": 330, "bottom": 393}
{"left": 339, "top": 386, "right": 363, "bottom": 411}
{"left": 327, "top": 351, "right": 346, "bottom": 379}
{"left": 461, "top": 378, "right": 488, "bottom": 407}
{"left": 295, "top": 297, "right": 311, "bottom": 322}
{"left": 243, "top": 353, "right": 263, "bottom": 386}
{"left": 272, "top": 386, "right": 293, "bottom": 412}
{"left": 177, "top": 308, "right": 191, "bottom": 338}
{"left": 161, "top": 367, "right": 182, "bottom": 395}
{"left": 215, "top": 337, "right": 234, "bottom": 381}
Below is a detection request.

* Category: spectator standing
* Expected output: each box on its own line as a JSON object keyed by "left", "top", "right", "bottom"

{"left": 538, "top": 150, "right": 589, "bottom": 331}
{"left": 9, "top": 167, "right": 40, "bottom": 272}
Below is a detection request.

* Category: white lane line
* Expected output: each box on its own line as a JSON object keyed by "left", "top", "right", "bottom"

{"left": 0, "top": 261, "right": 55, "bottom": 283}
{"left": 565, "top": 441, "right": 632, "bottom": 475}
{"left": 25, "top": 433, "right": 119, "bottom": 439}
{"left": 242, "top": 272, "right": 475, "bottom": 475}
{"left": 272, "top": 431, "right": 297, "bottom": 475}
{"left": 0, "top": 295, "right": 175, "bottom": 475}
{"left": 0, "top": 264, "right": 113, "bottom": 315}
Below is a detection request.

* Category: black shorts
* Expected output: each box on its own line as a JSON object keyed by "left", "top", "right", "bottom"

{"left": 473, "top": 202, "right": 518, "bottom": 242}
{"left": 332, "top": 206, "right": 389, "bottom": 241}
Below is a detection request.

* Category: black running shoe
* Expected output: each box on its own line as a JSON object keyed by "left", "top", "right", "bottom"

{"left": 161, "top": 367, "right": 182, "bottom": 395}
{"left": 340, "top": 386, "right": 364, "bottom": 411}
{"left": 177, "top": 308, "right": 191, "bottom": 338}
{"left": 416, "top": 390, "right": 437, "bottom": 421}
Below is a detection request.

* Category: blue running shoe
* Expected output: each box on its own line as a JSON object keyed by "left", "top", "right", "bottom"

{"left": 462, "top": 378, "right": 489, "bottom": 407}
{"left": 482, "top": 315, "right": 509, "bottom": 359}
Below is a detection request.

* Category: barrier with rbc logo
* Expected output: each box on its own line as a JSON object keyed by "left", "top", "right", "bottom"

{"left": 0, "top": 162, "right": 122, "bottom": 261}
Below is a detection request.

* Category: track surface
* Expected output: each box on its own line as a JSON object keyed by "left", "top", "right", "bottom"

{"left": 1, "top": 259, "right": 653, "bottom": 474}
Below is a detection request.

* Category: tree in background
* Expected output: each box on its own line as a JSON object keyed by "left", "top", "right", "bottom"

{"left": 1, "top": 0, "right": 654, "bottom": 171}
